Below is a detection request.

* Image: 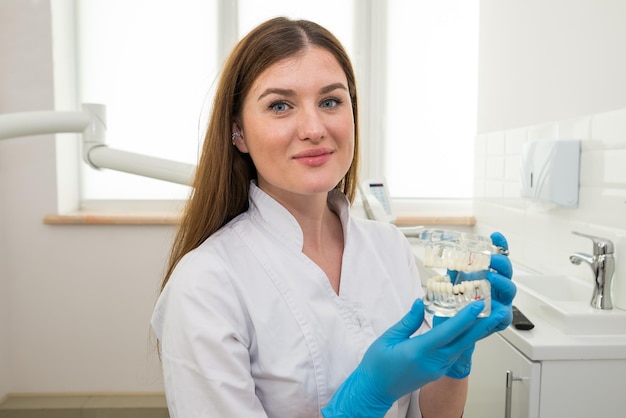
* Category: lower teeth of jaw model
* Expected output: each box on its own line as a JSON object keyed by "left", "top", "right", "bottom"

{"left": 424, "top": 274, "right": 491, "bottom": 317}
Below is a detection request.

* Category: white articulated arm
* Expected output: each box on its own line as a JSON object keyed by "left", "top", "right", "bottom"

{"left": 87, "top": 146, "right": 195, "bottom": 186}
{"left": 0, "top": 104, "right": 195, "bottom": 186}
{"left": 0, "top": 108, "right": 90, "bottom": 140}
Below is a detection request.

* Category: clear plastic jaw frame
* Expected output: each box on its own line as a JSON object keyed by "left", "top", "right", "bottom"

{"left": 415, "top": 229, "right": 496, "bottom": 317}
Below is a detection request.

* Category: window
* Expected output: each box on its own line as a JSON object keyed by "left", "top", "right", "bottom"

{"left": 385, "top": 0, "right": 478, "bottom": 198}
{"left": 77, "top": 0, "right": 217, "bottom": 200}
{"left": 72, "top": 0, "right": 477, "bottom": 202}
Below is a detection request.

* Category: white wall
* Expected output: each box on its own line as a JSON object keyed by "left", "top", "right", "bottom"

{"left": 478, "top": 0, "right": 626, "bottom": 133}
{"left": 0, "top": 1, "right": 172, "bottom": 396}
{"left": 0, "top": 0, "right": 57, "bottom": 400}
{"left": 475, "top": 0, "right": 626, "bottom": 308}
{"left": 0, "top": 143, "right": 8, "bottom": 400}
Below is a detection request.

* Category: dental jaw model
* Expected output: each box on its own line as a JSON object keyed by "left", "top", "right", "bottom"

{"left": 416, "top": 229, "right": 494, "bottom": 317}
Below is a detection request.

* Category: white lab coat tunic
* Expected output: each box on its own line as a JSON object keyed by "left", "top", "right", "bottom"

{"left": 151, "top": 182, "right": 428, "bottom": 417}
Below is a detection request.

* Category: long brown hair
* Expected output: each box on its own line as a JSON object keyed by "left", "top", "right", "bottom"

{"left": 161, "top": 17, "right": 360, "bottom": 291}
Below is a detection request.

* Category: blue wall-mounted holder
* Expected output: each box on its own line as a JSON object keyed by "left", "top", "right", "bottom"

{"left": 520, "top": 139, "right": 581, "bottom": 207}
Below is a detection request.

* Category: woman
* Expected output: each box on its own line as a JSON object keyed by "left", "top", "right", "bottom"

{"left": 151, "top": 17, "right": 515, "bottom": 417}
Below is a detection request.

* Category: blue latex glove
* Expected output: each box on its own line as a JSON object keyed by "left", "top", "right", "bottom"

{"left": 433, "top": 313, "right": 475, "bottom": 379}
{"left": 486, "top": 232, "right": 516, "bottom": 332}
{"left": 433, "top": 231, "right": 516, "bottom": 379}
{"left": 321, "top": 298, "right": 507, "bottom": 418}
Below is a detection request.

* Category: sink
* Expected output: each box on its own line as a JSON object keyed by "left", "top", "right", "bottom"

{"left": 514, "top": 275, "right": 626, "bottom": 335}
{"left": 516, "top": 275, "right": 592, "bottom": 302}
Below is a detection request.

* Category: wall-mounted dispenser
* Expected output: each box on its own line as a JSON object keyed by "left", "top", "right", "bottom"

{"left": 520, "top": 139, "right": 581, "bottom": 207}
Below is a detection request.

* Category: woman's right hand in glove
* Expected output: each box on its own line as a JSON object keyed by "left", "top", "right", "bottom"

{"left": 321, "top": 298, "right": 510, "bottom": 417}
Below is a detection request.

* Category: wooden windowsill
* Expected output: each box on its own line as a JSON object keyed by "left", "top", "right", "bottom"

{"left": 43, "top": 211, "right": 181, "bottom": 225}
{"left": 43, "top": 212, "right": 475, "bottom": 226}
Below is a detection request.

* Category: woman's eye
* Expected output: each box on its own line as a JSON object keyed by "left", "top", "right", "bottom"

{"left": 320, "top": 98, "right": 342, "bottom": 109}
{"left": 269, "top": 101, "right": 290, "bottom": 113}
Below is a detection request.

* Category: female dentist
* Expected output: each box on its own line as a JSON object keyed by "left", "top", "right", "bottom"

{"left": 151, "top": 17, "right": 516, "bottom": 418}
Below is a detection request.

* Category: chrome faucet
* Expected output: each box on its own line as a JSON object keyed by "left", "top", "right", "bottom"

{"left": 569, "top": 231, "right": 615, "bottom": 310}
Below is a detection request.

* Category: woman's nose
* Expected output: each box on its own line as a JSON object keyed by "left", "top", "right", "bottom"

{"left": 297, "top": 106, "right": 325, "bottom": 141}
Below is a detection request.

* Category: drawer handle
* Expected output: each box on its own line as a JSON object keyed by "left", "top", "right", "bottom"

{"left": 505, "top": 370, "right": 528, "bottom": 418}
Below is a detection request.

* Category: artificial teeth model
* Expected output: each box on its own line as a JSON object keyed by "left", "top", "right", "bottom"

{"left": 423, "top": 244, "right": 491, "bottom": 272}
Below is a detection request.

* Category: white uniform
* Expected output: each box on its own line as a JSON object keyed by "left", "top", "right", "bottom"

{"left": 151, "top": 182, "right": 428, "bottom": 417}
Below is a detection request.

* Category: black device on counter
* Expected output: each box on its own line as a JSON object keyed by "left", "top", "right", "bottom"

{"left": 512, "top": 305, "right": 535, "bottom": 330}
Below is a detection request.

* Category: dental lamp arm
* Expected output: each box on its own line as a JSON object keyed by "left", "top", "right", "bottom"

{"left": 0, "top": 104, "right": 194, "bottom": 186}
{"left": 87, "top": 146, "right": 194, "bottom": 186}
{"left": 0, "top": 109, "right": 90, "bottom": 140}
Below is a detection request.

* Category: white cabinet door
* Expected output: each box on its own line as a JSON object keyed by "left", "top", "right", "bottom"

{"left": 464, "top": 333, "right": 541, "bottom": 418}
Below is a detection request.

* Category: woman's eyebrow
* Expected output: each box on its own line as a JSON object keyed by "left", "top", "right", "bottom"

{"left": 319, "top": 83, "right": 348, "bottom": 95}
{"left": 257, "top": 88, "right": 294, "bottom": 101}
{"left": 257, "top": 83, "right": 348, "bottom": 101}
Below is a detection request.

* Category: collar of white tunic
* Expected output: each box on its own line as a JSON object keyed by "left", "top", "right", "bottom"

{"left": 246, "top": 181, "right": 352, "bottom": 251}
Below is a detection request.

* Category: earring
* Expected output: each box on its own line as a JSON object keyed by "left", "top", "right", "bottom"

{"left": 231, "top": 131, "right": 241, "bottom": 145}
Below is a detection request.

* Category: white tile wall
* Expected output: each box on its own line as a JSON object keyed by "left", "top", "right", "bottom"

{"left": 473, "top": 108, "right": 626, "bottom": 307}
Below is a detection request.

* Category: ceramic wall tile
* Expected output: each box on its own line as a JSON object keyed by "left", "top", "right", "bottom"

{"left": 504, "top": 155, "right": 521, "bottom": 181}
{"left": 485, "top": 155, "right": 505, "bottom": 179}
{"left": 505, "top": 128, "right": 527, "bottom": 155}
{"left": 603, "top": 149, "right": 626, "bottom": 185}
{"left": 486, "top": 131, "right": 506, "bottom": 155}
{"left": 592, "top": 109, "right": 626, "bottom": 145}
{"left": 528, "top": 122, "right": 558, "bottom": 141}
{"left": 558, "top": 116, "right": 592, "bottom": 140}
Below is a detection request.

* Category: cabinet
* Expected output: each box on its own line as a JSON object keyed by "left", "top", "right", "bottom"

{"left": 464, "top": 333, "right": 540, "bottom": 418}
{"left": 464, "top": 333, "right": 626, "bottom": 417}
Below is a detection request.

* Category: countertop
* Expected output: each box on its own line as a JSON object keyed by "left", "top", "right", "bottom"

{"left": 499, "top": 312, "right": 626, "bottom": 361}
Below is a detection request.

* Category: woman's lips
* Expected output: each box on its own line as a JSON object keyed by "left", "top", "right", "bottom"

{"left": 293, "top": 148, "right": 333, "bottom": 167}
